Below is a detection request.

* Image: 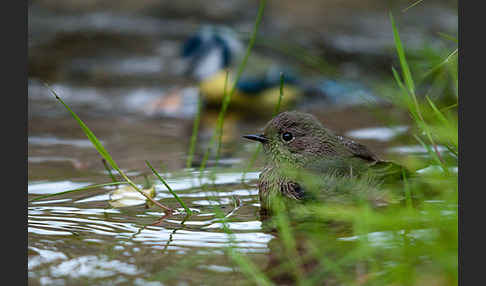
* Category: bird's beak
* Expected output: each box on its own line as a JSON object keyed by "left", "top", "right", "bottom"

{"left": 243, "top": 134, "right": 268, "bottom": 143}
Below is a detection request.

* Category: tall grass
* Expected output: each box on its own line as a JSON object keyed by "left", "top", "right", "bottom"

{"left": 198, "top": 0, "right": 267, "bottom": 176}
{"left": 221, "top": 10, "right": 458, "bottom": 286}
{"left": 390, "top": 12, "right": 457, "bottom": 171}
{"left": 35, "top": 84, "right": 185, "bottom": 213}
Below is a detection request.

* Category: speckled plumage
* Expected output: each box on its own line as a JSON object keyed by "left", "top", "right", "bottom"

{"left": 246, "top": 111, "right": 400, "bottom": 211}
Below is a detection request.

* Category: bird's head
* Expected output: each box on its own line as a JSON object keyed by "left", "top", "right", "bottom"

{"left": 244, "top": 111, "right": 338, "bottom": 166}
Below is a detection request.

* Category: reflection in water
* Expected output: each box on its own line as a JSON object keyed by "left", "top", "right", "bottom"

{"left": 29, "top": 181, "right": 92, "bottom": 195}
{"left": 387, "top": 144, "right": 448, "bottom": 154}
{"left": 50, "top": 255, "right": 141, "bottom": 278}
{"left": 28, "top": 170, "right": 271, "bottom": 284}
{"left": 28, "top": 136, "right": 98, "bottom": 148}
{"left": 345, "top": 126, "right": 408, "bottom": 141}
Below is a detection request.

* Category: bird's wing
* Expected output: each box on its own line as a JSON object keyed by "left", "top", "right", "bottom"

{"left": 369, "top": 160, "right": 412, "bottom": 182}
{"left": 337, "top": 135, "right": 409, "bottom": 180}
{"left": 336, "top": 135, "right": 380, "bottom": 162}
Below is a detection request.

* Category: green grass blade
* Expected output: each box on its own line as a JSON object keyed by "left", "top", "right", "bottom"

{"left": 186, "top": 94, "right": 203, "bottom": 169}
{"left": 215, "top": 0, "right": 266, "bottom": 154}
{"left": 402, "top": 169, "right": 413, "bottom": 210}
{"left": 215, "top": 70, "right": 231, "bottom": 165}
{"left": 211, "top": 202, "right": 272, "bottom": 286}
{"left": 437, "top": 32, "right": 458, "bottom": 43}
{"left": 198, "top": 0, "right": 266, "bottom": 176}
{"left": 425, "top": 96, "right": 450, "bottom": 127}
{"left": 402, "top": 0, "right": 424, "bottom": 12}
{"left": 227, "top": 248, "right": 273, "bottom": 286}
{"left": 413, "top": 135, "right": 448, "bottom": 173}
{"left": 29, "top": 182, "right": 127, "bottom": 202}
{"left": 45, "top": 83, "right": 172, "bottom": 212}
{"left": 423, "top": 48, "right": 458, "bottom": 79}
{"left": 198, "top": 70, "right": 230, "bottom": 177}
{"left": 229, "top": 0, "right": 266, "bottom": 101}
{"left": 143, "top": 174, "right": 153, "bottom": 189}
{"left": 45, "top": 84, "right": 118, "bottom": 170}
{"left": 390, "top": 14, "right": 446, "bottom": 165}
{"left": 391, "top": 67, "right": 406, "bottom": 93}
{"left": 273, "top": 72, "right": 285, "bottom": 116}
{"left": 391, "top": 67, "right": 413, "bottom": 110}
{"left": 390, "top": 12, "right": 415, "bottom": 95}
{"left": 241, "top": 144, "right": 261, "bottom": 183}
{"left": 101, "top": 159, "right": 118, "bottom": 183}
{"left": 146, "top": 160, "right": 192, "bottom": 216}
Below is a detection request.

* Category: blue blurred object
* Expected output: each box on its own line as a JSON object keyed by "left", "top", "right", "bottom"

{"left": 181, "top": 26, "right": 243, "bottom": 81}
{"left": 180, "top": 25, "right": 379, "bottom": 112}
{"left": 236, "top": 68, "right": 300, "bottom": 95}
{"left": 180, "top": 26, "right": 303, "bottom": 112}
{"left": 300, "top": 78, "right": 379, "bottom": 107}
{"left": 317, "top": 79, "right": 377, "bottom": 105}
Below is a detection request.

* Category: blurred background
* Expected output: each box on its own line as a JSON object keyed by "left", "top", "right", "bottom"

{"left": 28, "top": 1, "right": 457, "bottom": 285}
{"left": 28, "top": 0, "right": 457, "bottom": 176}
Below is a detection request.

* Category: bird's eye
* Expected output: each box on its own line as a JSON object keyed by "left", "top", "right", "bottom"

{"left": 281, "top": 132, "right": 294, "bottom": 142}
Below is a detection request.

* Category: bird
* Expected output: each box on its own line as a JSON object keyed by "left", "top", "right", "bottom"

{"left": 180, "top": 26, "right": 303, "bottom": 113}
{"left": 243, "top": 111, "right": 407, "bottom": 212}
{"left": 181, "top": 25, "right": 243, "bottom": 81}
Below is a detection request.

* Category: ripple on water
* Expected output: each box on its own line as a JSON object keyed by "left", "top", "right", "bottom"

{"left": 28, "top": 227, "right": 74, "bottom": 236}
{"left": 131, "top": 228, "right": 273, "bottom": 249}
{"left": 28, "top": 247, "right": 68, "bottom": 270}
{"left": 28, "top": 181, "right": 92, "bottom": 195}
{"left": 156, "top": 172, "right": 260, "bottom": 193}
{"left": 345, "top": 126, "right": 408, "bottom": 141}
{"left": 204, "top": 220, "right": 262, "bottom": 231}
{"left": 28, "top": 169, "right": 270, "bottom": 285}
{"left": 28, "top": 136, "right": 98, "bottom": 148}
{"left": 29, "top": 174, "right": 266, "bottom": 246}
{"left": 50, "top": 255, "right": 141, "bottom": 278}
{"left": 386, "top": 144, "right": 448, "bottom": 154}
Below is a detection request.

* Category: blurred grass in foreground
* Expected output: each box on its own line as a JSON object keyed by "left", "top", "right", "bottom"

{"left": 30, "top": 1, "right": 457, "bottom": 285}
{"left": 214, "top": 9, "right": 458, "bottom": 286}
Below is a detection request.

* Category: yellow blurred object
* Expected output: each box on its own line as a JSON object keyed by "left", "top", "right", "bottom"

{"left": 199, "top": 70, "right": 301, "bottom": 113}
{"left": 200, "top": 110, "right": 241, "bottom": 144}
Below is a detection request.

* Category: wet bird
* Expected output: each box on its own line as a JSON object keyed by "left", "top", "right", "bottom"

{"left": 243, "top": 111, "right": 406, "bottom": 211}
{"left": 180, "top": 26, "right": 302, "bottom": 113}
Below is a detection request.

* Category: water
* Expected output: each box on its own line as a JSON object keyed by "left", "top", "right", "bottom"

{"left": 28, "top": 1, "right": 457, "bottom": 284}
{"left": 28, "top": 104, "right": 426, "bottom": 285}
{"left": 28, "top": 83, "right": 449, "bottom": 285}
{"left": 28, "top": 161, "right": 268, "bottom": 285}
